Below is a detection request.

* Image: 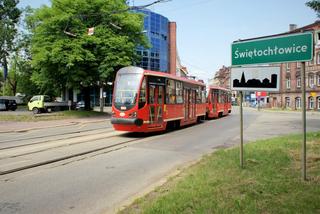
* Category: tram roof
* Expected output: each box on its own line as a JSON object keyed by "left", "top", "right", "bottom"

{"left": 143, "top": 69, "right": 206, "bottom": 87}
{"left": 118, "top": 66, "right": 206, "bottom": 87}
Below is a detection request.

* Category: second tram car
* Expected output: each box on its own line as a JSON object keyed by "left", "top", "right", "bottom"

{"left": 206, "top": 86, "right": 232, "bottom": 118}
{"left": 111, "top": 66, "right": 207, "bottom": 132}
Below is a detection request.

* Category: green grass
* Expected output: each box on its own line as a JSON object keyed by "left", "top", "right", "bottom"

{"left": 120, "top": 132, "right": 320, "bottom": 214}
{"left": 0, "top": 110, "right": 110, "bottom": 122}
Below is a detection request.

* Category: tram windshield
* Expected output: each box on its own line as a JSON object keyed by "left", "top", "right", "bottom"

{"left": 114, "top": 72, "right": 143, "bottom": 111}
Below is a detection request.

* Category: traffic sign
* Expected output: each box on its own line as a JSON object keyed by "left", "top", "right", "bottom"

{"left": 256, "top": 91, "right": 267, "bottom": 97}
{"left": 231, "top": 66, "right": 280, "bottom": 92}
{"left": 232, "top": 32, "right": 313, "bottom": 66}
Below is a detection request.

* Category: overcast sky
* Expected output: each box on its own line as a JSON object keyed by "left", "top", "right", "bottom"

{"left": 19, "top": 0, "right": 317, "bottom": 82}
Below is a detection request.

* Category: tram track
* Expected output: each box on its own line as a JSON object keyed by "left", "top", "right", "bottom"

{"left": 0, "top": 127, "right": 109, "bottom": 144}
{"left": 0, "top": 137, "right": 140, "bottom": 176}
{"left": 0, "top": 129, "right": 151, "bottom": 176}
{"left": 0, "top": 128, "right": 114, "bottom": 151}
{"left": 0, "top": 131, "right": 120, "bottom": 159}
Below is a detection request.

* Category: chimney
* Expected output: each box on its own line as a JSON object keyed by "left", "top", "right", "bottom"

{"left": 289, "top": 24, "right": 297, "bottom": 31}
{"left": 168, "top": 22, "right": 177, "bottom": 75}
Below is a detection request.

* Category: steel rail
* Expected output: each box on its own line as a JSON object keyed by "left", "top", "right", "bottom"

{"left": 0, "top": 137, "right": 141, "bottom": 176}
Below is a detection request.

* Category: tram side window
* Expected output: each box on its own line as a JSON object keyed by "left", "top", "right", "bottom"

{"left": 138, "top": 77, "right": 146, "bottom": 109}
{"left": 213, "top": 90, "right": 219, "bottom": 103}
{"left": 166, "top": 79, "right": 176, "bottom": 104}
{"left": 220, "top": 91, "right": 225, "bottom": 104}
{"left": 219, "top": 91, "right": 224, "bottom": 103}
{"left": 176, "top": 81, "right": 183, "bottom": 104}
{"left": 149, "top": 85, "right": 155, "bottom": 104}
{"left": 196, "top": 87, "right": 201, "bottom": 104}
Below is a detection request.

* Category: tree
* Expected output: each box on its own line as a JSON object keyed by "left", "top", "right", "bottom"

{"left": 1, "top": 6, "right": 40, "bottom": 98}
{"left": 306, "top": 0, "right": 320, "bottom": 18}
{"left": 28, "top": 0, "right": 148, "bottom": 109}
{"left": 0, "top": 0, "right": 21, "bottom": 84}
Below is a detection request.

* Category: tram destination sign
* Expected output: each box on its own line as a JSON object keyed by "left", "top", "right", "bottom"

{"left": 231, "top": 66, "right": 280, "bottom": 92}
{"left": 231, "top": 32, "right": 313, "bottom": 66}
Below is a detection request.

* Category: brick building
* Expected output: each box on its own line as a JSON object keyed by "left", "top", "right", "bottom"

{"left": 270, "top": 21, "right": 320, "bottom": 111}
{"left": 209, "top": 65, "right": 231, "bottom": 89}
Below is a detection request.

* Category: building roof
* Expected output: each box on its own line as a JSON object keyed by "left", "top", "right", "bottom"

{"left": 233, "top": 20, "right": 319, "bottom": 43}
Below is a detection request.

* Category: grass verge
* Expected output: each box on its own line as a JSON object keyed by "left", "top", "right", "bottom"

{"left": 120, "top": 132, "right": 320, "bottom": 214}
{"left": 0, "top": 110, "right": 109, "bottom": 122}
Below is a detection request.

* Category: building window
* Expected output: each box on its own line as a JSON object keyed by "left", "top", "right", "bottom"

{"left": 309, "top": 96, "right": 315, "bottom": 110}
{"left": 318, "top": 52, "right": 320, "bottom": 64}
{"left": 285, "top": 97, "right": 290, "bottom": 108}
{"left": 317, "top": 74, "right": 320, "bottom": 86}
{"left": 317, "top": 97, "right": 320, "bottom": 110}
{"left": 297, "top": 62, "right": 301, "bottom": 68}
{"left": 316, "top": 31, "right": 320, "bottom": 46}
{"left": 286, "top": 77, "right": 291, "bottom": 89}
{"left": 309, "top": 74, "right": 315, "bottom": 88}
{"left": 286, "top": 63, "right": 290, "bottom": 70}
{"left": 295, "top": 97, "right": 301, "bottom": 109}
{"left": 297, "top": 77, "right": 301, "bottom": 88}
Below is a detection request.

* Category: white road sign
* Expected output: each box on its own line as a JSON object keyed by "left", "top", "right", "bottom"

{"left": 231, "top": 66, "right": 280, "bottom": 92}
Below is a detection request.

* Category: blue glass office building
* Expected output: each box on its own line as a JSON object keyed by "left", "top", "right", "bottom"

{"left": 136, "top": 9, "right": 169, "bottom": 73}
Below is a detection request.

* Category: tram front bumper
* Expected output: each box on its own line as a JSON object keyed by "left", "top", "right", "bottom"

{"left": 111, "top": 117, "right": 143, "bottom": 126}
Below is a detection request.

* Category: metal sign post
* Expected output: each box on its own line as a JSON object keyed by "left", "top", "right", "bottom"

{"left": 240, "top": 91, "right": 244, "bottom": 168}
{"left": 301, "top": 62, "right": 307, "bottom": 181}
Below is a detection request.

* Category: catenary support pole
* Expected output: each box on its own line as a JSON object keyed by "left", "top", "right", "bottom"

{"left": 100, "top": 86, "right": 104, "bottom": 113}
{"left": 240, "top": 91, "right": 244, "bottom": 168}
{"left": 301, "top": 61, "right": 307, "bottom": 181}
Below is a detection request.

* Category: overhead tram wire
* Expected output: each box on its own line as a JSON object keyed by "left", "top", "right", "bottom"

{"left": 32, "top": 0, "right": 171, "bottom": 36}
{"left": 180, "top": 59, "right": 213, "bottom": 77}
{"left": 55, "top": 0, "right": 171, "bottom": 18}
{"left": 154, "top": 0, "right": 214, "bottom": 13}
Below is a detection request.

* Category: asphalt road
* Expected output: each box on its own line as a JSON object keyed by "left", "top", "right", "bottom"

{"left": 0, "top": 107, "right": 319, "bottom": 214}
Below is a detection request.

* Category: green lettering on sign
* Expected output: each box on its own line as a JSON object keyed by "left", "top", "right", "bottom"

{"left": 231, "top": 32, "right": 313, "bottom": 66}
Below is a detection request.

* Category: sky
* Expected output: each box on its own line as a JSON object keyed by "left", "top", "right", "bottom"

{"left": 19, "top": 0, "right": 317, "bottom": 82}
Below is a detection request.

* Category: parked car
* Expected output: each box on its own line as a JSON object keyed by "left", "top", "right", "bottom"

{"left": 0, "top": 99, "right": 17, "bottom": 111}
{"left": 76, "top": 101, "right": 85, "bottom": 110}
{"left": 0, "top": 99, "right": 6, "bottom": 111}
{"left": 5, "top": 99, "right": 17, "bottom": 111}
{"left": 76, "top": 101, "right": 94, "bottom": 110}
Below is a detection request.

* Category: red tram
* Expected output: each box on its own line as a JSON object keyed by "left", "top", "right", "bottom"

{"left": 111, "top": 66, "right": 207, "bottom": 132}
{"left": 206, "top": 86, "right": 232, "bottom": 119}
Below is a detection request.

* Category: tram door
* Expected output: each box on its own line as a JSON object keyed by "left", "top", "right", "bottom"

{"left": 148, "top": 84, "right": 164, "bottom": 124}
{"left": 184, "top": 88, "right": 196, "bottom": 120}
{"left": 212, "top": 89, "right": 218, "bottom": 113}
{"left": 190, "top": 90, "right": 196, "bottom": 118}
{"left": 184, "top": 88, "right": 189, "bottom": 120}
